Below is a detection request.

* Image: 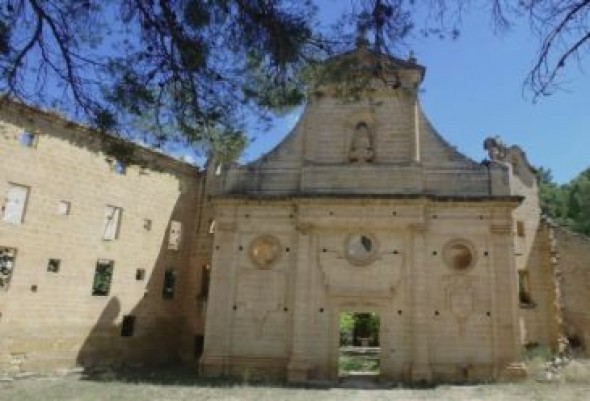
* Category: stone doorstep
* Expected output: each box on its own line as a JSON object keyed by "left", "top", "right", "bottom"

{"left": 499, "top": 362, "right": 528, "bottom": 382}
{"left": 338, "top": 374, "right": 394, "bottom": 389}
{"left": 339, "top": 346, "right": 380, "bottom": 356}
{"left": 342, "top": 371, "right": 380, "bottom": 376}
{"left": 13, "top": 372, "right": 39, "bottom": 380}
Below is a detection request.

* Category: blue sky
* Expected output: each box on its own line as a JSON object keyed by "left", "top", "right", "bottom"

{"left": 241, "top": 1, "right": 590, "bottom": 184}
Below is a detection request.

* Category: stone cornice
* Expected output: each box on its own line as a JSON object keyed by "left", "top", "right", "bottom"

{"left": 0, "top": 97, "right": 200, "bottom": 177}
{"left": 211, "top": 193, "right": 523, "bottom": 206}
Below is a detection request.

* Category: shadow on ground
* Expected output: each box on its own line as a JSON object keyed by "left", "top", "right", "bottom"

{"left": 80, "top": 365, "right": 450, "bottom": 390}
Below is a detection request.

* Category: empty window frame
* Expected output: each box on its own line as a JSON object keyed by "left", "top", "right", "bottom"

{"left": 102, "top": 205, "right": 122, "bottom": 240}
{"left": 200, "top": 265, "right": 211, "bottom": 298}
{"left": 111, "top": 160, "right": 126, "bottom": 175}
{"left": 194, "top": 335, "right": 205, "bottom": 359}
{"left": 121, "top": 315, "right": 136, "bottom": 337}
{"left": 135, "top": 268, "right": 146, "bottom": 281}
{"left": 0, "top": 247, "right": 17, "bottom": 291}
{"left": 47, "top": 258, "right": 61, "bottom": 273}
{"left": 168, "top": 220, "right": 182, "bottom": 250}
{"left": 518, "top": 270, "right": 533, "bottom": 306}
{"left": 19, "top": 131, "right": 38, "bottom": 148}
{"left": 2, "top": 184, "right": 30, "bottom": 225}
{"left": 516, "top": 221, "right": 525, "bottom": 237}
{"left": 162, "top": 268, "right": 176, "bottom": 299}
{"left": 92, "top": 259, "right": 114, "bottom": 296}
{"left": 57, "top": 200, "right": 71, "bottom": 216}
{"left": 143, "top": 218, "right": 152, "bottom": 231}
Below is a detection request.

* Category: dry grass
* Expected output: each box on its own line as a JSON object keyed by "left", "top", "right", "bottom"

{"left": 2, "top": 374, "right": 590, "bottom": 401}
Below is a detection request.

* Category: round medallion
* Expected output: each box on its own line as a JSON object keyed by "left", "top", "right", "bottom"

{"left": 345, "top": 233, "right": 377, "bottom": 266}
{"left": 249, "top": 235, "right": 281, "bottom": 268}
{"left": 443, "top": 240, "right": 476, "bottom": 271}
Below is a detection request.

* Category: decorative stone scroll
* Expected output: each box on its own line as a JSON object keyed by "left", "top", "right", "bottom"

{"left": 483, "top": 136, "right": 507, "bottom": 161}
{"left": 444, "top": 275, "right": 477, "bottom": 336}
{"left": 349, "top": 122, "right": 375, "bottom": 163}
{"left": 249, "top": 235, "right": 281, "bottom": 269}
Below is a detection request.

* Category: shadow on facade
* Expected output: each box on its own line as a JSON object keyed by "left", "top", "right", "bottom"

{"left": 75, "top": 181, "right": 207, "bottom": 372}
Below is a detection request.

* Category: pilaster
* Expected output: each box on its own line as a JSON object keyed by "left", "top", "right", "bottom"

{"left": 489, "top": 221, "right": 523, "bottom": 378}
{"left": 287, "top": 222, "right": 315, "bottom": 382}
{"left": 200, "top": 218, "right": 238, "bottom": 375}
{"left": 409, "top": 222, "right": 432, "bottom": 381}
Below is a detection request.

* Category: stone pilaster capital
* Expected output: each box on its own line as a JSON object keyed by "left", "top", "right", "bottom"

{"left": 295, "top": 222, "right": 313, "bottom": 235}
{"left": 490, "top": 223, "right": 512, "bottom": 234}
{"left": 409, "top": 223, "right": 427, "bottom": 233}
{"left": 216, "top": 222, "right": 236, "bottom": 232}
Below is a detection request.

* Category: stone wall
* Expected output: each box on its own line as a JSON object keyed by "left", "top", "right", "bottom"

{"left": 518, "top": 224, "right": 559, "bottom": 350}
{"left": 201, "top": 197, "right": 523, "bottom": 383}
{"left": 219, "top": 94, "right": 508, "bottom": 198}
{"left": 553, "top": 227, "right": 590, "bottom": 354}
{"left": 204, "top": 48, "right": 528, "bottom": 383}
{"left": 0, "top": 101, "right": 207, "bottom": 374}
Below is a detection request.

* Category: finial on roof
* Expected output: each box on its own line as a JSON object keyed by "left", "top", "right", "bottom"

{"left": 408, "top": 50, "right": 417, "bottom": 63}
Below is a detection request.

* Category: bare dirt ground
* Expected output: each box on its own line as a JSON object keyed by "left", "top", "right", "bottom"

{"left": 2, "top": 372, "right": 590, "bottom": 401}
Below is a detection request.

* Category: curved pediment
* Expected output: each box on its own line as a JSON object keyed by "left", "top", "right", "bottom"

{"left": 212, "top": 51, "right": 509, "bottom": 198}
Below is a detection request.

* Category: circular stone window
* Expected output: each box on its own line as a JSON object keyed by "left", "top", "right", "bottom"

{"left": 345, "top": 233, "right": 377, "bottom": 266}
{"left": 443, "top": 240, "right": 476, "bottom": 271}
{"left": 249, "top": 235, "right": 281, "bottom": 269}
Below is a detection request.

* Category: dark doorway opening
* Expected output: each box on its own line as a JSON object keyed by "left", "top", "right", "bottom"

{"left": 338, "top": 312, "right": 380, "bottom": 378}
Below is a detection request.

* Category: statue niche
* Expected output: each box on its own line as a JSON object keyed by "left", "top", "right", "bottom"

{"left": 349, "top": 122, "right": 375, "bottom": 163}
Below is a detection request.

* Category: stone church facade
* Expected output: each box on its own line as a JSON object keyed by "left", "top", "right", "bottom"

{"left": 0, "top": 47, "right": 589, "bottom": 383}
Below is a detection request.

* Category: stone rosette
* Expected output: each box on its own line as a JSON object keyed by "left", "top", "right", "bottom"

{"left": 443, "top": 239, "right": 477, "bottom": 272}
{"left": 344, "top": 232, "right": 378, "bottom": 266}
{"left": 249, "top": 235, "right": 281, "bottom": 269}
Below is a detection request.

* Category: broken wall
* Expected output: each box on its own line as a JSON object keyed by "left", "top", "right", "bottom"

{"left": 0, "top": 101, "right": 208, "bottom": 374}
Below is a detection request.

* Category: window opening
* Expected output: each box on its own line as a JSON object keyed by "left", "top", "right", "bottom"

{"left": 200, "top": 265, "right": 211, "bottom": 298}
{"left": 345, "top": 233, "right": 377, "bottom": 265}
{"left": 443, "top": 241, "right": 475, "bottom": 271}
{"left": 0, "top": 247, "right": 17, "bottom": 290}
{"left": 57, "top": 200, "right": 71, "bottom": 216}
{"left": 518, "top": 270, "right": 534, "bottom": 306}
{"left": 121, "top": 315, "right": 136, "bottom": 337}
{"left": 47, "top": 258, "right": 61, "bottom": 273}
{"left": 2, "top": 184, "right": 29, "bottom": 225}
{"left": 19, "top": 131, "right": 37, "bottom": 148}
{"left": 112, "top": 160, "right": 126, "bottom": 175}
{"left": 92, "top": 259, "right": 114, "bottom": 296}
{"left": 102, "top": 205, "right": 122, "bottom": 240}
{"left": 135, "top": 268, "right": 145, "bottom": 281}
{"left": 516, "top": 221, "right": 525, "bottom": 237}
{"left": 194, "top": 335, "right": 205, "bottom": 359}
{"left": 162, "top": 268, "right": 176, "bottom": 299}
{"left": 168, "top": 220, "right": 182, "bottom": 250}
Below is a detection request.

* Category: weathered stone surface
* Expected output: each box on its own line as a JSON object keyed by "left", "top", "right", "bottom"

{"left": 0, "top": 100, "right": 210, "bottom": 373}
{"left": 201, "top": 48, "right": 534, "bottom": 384}
{"left": 1, "top": 46, "right": 590, "bottom": 386}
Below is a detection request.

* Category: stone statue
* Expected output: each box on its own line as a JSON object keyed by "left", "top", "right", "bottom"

{"left": 483, "top": 136, "right": 507, "bottom": 161}
{"left": 349, "top": 122, "right": 375, "bottom": 163}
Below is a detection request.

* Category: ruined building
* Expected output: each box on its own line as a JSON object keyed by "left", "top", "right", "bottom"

{"left": 1, "top": 45, "right": 589, "bottom": 383}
